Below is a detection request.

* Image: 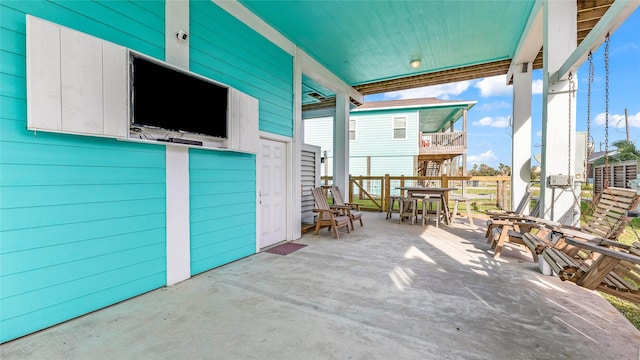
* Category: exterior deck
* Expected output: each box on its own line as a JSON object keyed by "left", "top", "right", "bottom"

{"left": 419, "top": 131, "right": 466, "bottom": 155}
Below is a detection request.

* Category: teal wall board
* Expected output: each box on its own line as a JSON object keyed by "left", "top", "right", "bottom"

{"left": 189, "top": 148, "right": 256, "bottom": 275}
{"left": 190, "top": 1, "right": 294, "bottom": 137}
{"left": 0, "top": 0, "right": 294, "bottom": 343}
{"left": 0, "top": 1, "right": 167, "bottom": 343}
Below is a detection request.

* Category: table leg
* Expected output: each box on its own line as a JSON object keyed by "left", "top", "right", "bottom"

{"left": 441, "top": 195, "right": 451, "bottom": 225}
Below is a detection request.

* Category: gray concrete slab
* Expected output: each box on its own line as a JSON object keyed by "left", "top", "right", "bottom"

{"left": 2, "top": 213, "right": 640, "bottom": 359}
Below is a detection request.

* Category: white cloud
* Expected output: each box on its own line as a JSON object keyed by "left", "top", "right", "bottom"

{"left": 467, "top": 150, "right": 498, "bottom": 164}
{"left": 535, "top": 130, "right": 542, "bottom": 137}
{"left": 474, "top": 75, "right": 511, "bottom": 97}
{"left": 477, "top": 101, "right": 510, "bottom": 112}
{"left": 532, "top": 79, "right": 543, "bottom": 95}
{"left": 383, "top": 80, "right": 472, "bottom": 100}
{"left": 594, "top": 112, "right": 640, "bottom": 128}
{"left": 472, "top": 116, "right": 510, "bottom": 128}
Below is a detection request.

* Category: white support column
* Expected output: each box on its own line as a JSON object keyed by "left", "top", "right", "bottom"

{"left": 512, "top": 62, "right": 532, "bottom": 214}
{"left": 165, "top": 0, "right": 191, "bottom": 285}
{"left": 462, "top": 109, "right": 468, "bottom": 197}
{"left": 291, "top": 50, "right": 303, "bottom": 240}
{"left": 541, "top": 0, "right": 579, "bottom": 224}
{"left": 333, "top": 93, "right": 350, "bottom": 193}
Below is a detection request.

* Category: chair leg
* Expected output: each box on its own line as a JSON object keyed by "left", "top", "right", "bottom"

{"left": 465, "top": 200, "right": 473, "bottom": 225}
{"left": 452, "top": 200, "right": 459, "bottom": 221}
{"left": 493, "top": 227, "right": 509, "bottom": 258}
{"left": 314, "top": 220, "right": 322, "bottom": 235}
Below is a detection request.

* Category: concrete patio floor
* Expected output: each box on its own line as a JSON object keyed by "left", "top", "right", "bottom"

{"left": 2, "top": 212, "right": 640, "bottom": 359}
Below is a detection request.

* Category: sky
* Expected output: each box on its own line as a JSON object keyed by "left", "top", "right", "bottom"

{"left": 364, "top": 8, "right": 640, "bottom": 170}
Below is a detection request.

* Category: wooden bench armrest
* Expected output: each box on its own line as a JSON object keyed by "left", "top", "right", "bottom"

{"left": 564, "top": 238, "right": 640, "bottom": 265}
{"left": 344, "top": 202, "right": 361, "bottom": 210}
{"left": 489, "top": 219, "right": 518, "bottom": 226}
{"left": 313, "top": 208, "right": 342, "bottom": 216}
{"left": 330, "top": 205, "right": 351, "bottom": 210}
{"left": 551, "top": 227, "right": 598, "bottom": 241}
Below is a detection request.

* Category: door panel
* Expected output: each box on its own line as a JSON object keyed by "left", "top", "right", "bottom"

{"left": 259, "top": 139, "right": 287, "bottom": 248}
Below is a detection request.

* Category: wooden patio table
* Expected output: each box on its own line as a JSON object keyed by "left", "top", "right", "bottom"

{"left": 396, "top": 187, "right": 457, "bottom": 225}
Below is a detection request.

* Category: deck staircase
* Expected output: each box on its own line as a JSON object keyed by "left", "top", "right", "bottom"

{"left": 417, "top": 160, "right": 443, "bottom": 176}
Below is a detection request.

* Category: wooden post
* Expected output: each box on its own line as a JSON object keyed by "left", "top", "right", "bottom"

{"left": 442, "top": 174, "right": 449, "bottom": 203}
{"left": 496, "top": 180, "right": 501, "bottom": 208}
{"left": 400, "top": 175, "right": 405, "bottom": 197}
{"left": 384, "top": 174, "right": 390, "bottom": 213}
{"left": 349, "top": 175, "right": 354, "bottom": 203}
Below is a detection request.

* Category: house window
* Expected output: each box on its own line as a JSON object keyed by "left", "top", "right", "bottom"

{"left": 393, "top": 117, "right": 407, "bottom": 139}
{"left": 349, "top": 119, "right": 356, "bottom": 141}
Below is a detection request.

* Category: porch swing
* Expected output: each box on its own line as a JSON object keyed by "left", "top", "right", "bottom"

{"left": 556, "top": 34, "right": 635, "bottom": 240}
{"left": 486, "top": 34, "right": 640, "bottom": 259}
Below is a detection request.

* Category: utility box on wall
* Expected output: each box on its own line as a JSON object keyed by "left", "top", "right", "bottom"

{"left": 574, "top": 132, "right": 588, "bottom": 182}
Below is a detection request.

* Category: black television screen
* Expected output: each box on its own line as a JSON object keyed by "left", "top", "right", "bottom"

{"left": 130, "top": 54, "right": 228, "bottom": 139}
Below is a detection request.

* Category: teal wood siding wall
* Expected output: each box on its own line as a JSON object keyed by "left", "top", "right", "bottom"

{"left": 351, "top": 111, "right": 418, "bottom": 176}
{"left": 0, "top": 1, "right": 167, "bottom": 343}
{"left": 190, "top": 1, "right": 294, "bottom": 137}
{"left": 350, "top": 111, "right": 419, "bottom": 158}
{"left": 189, "top": 149, "right": 256, "bottom": 275}
{"left": 303, "top": 112, "right": 419, "bottom": 176}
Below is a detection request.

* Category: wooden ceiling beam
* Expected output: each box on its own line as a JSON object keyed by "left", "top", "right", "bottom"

{"left": 354, "top": 60, "right": 511, "bottom": 95}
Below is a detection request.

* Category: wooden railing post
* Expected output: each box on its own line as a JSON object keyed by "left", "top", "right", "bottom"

{"left": 384, "top": 174, "right": 390, "bottom": 212}
{"left": 399, "top": 175, "right": 405, "bottom": 197}
{"left": 442, "top": 174, "right": 449, "bottom": 203}
{"left": 349, "top": 175, "right": 354, "bottom": 203}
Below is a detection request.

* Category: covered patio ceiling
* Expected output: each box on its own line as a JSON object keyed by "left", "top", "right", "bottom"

{"left": 239, "top": 0, "right": 615, "bottom": 110}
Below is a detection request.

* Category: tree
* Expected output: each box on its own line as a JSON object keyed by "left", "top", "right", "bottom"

{"left": 468, "top": 163, "right": 500, "bottom": 176}
{"left": 498, "top": 163, "right": 511, "bottom": 176}
{"left": 593, "top": 140, "right": 640, "bottom": 166}
{"left": 530, "top": 166, "right": 541, "bottom": 181}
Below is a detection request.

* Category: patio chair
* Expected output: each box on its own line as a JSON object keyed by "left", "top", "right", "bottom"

{"left": 487, "top": 187, "right": 639, "bottom": 260}
{"left": 330, "top": 186, "right": 364, "bottom": 230}
{"left": 310, "top": 187, "right": 351, "bottom": 239}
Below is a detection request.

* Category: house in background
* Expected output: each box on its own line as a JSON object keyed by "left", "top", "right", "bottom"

{"left": 304, "top": 98, "right": 476, "bottom": 177}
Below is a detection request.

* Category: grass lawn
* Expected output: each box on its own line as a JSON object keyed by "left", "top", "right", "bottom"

{"left": 604, "top": 218, "right": 640, "bottom": 330}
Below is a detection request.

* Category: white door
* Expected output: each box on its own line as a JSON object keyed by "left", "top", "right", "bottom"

{"left": 258, "top": 138, "right": 287, "bottom": 248}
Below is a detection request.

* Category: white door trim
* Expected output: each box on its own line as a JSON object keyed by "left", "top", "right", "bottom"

{"left": 257, "top": 134, "right": 291, "bottom": 251}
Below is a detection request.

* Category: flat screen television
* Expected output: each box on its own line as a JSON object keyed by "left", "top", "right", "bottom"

{"left": 130, "top": 54, "right": 228, "bottom": 139}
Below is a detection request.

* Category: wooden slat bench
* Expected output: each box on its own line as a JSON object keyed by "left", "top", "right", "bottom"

{"left": 485, "top": 187, "right": 639, "bottom": 260}
{"left": 540, "top": 238, "right": 640, "bottom": 304}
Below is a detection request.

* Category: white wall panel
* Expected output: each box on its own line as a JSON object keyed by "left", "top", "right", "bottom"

{"left": 26, "top": 16, "right": 62, "bottom": 131}
{"left": 102, "top": 43, "right": 129, "bottom": 138}
{"left": 61, "top": 28, "right": 103, "bottom": 134}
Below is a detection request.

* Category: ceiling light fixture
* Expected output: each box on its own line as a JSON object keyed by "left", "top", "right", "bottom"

{"left": 410, "top": 59, "right": 421, "bottom": 69}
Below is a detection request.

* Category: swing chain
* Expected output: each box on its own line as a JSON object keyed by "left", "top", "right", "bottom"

{"left": 567, "top": 72, "right": 575, "bottom": 186}
{"left": 604, "top": 33, "right": 610, "bottom": 189}
{"left": 587, "top": 52, "right": 594, "bottom": 154}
